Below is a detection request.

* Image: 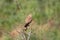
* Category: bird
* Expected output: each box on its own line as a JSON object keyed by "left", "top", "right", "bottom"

{"left": 24, "top": 14, "right": 32, "bottom": 30}
{"left": 10, "top": 14, "right": 32, "bottom": 37}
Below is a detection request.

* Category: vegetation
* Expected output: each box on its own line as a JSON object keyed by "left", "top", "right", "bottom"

{"left": 0, "top": 0, "right": 60, "bottom": 40}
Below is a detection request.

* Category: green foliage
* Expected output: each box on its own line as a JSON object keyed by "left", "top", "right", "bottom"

{"left": 0, "top": 0, "right": 60, "bottom": 40}
{"left": 5, "top": 0, "right": 13, "bottom": 3}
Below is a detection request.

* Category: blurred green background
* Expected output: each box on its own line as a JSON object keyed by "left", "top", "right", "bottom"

{"left": 0, "top": 0, "right": 60, "bottom": 40}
